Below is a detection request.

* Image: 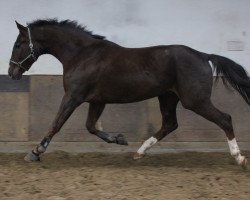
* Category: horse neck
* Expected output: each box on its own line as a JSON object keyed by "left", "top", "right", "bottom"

{"left": 35, "top": 26, "right": 96, "bottom": 66}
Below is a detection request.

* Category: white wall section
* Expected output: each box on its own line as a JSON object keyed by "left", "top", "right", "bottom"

{"left": 0, "top": 0, "right": 249, "bottom": 74}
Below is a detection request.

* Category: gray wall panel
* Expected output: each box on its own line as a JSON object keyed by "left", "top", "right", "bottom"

{"left": 0, "top": 75, "right": 29, "bottom": 92}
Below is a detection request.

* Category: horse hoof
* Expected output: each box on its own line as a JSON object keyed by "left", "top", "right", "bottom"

{"left": 240, "top": 157, "right": 247, "bottom": 170}
{"left": 116, "top": 134, "right": 128, "bottom": 145}
{"left": 133, "top": 152, "right": 144, "bottom": 160}
{"left": 24, "top": 151, "right": 40, "bottom": 162}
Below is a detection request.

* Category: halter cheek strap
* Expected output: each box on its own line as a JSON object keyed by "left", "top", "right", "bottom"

{"left": 10, "top": 27, "right": 37, "bottom": 71}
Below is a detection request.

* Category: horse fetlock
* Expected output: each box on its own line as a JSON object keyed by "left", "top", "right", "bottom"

{"left": 37, "top": 145, "right": 47, "bottom": 153}
{"left": 115, "top": 134, "right": 128, "bottom": 145}
{"left": 137, "top": 137, "right": 158, "bottom": 155}
{"left": 240, "top": 157, "right": 247, "bottom": 170}
{"left": 230, "top": 150, "right": 240, "bottom": 157}
{"left": 40, "top": 137, "right": 51, "bottom": 148}
{"left": 103, "top": 135, "right": 116, "bottom": 143}
{"left": 133, "top": 152, "right": 145, "bottom": 160}
{"left": 234, "top": 154, "right": 247, "bottom": 166}
{"left": 35, "top": 137, "right": 51, "bottom": 153}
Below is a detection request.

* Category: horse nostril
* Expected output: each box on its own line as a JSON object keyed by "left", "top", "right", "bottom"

{"left": 8, "top": 70, "right": 13, "bottom": 78}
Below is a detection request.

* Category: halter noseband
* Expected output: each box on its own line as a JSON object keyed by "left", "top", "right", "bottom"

{"left": 10, "top": 27, "right": 37, "bottom": 71}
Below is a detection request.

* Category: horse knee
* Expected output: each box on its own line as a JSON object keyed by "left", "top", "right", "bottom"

{"left": 221, "top": 113, "right": 233, "bottom": 133}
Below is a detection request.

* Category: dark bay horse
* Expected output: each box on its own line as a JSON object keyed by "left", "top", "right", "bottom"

{"left": 9, "top": 19, "right": 250, "bottom": 168}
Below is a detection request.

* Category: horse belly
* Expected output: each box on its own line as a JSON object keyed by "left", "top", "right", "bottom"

{"left": 90, "top": 77, "right": 172, "bottom": 103}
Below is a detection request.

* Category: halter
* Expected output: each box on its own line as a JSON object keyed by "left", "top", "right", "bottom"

{"left": 10, "top": 27, "right": 37, "bottom": 71}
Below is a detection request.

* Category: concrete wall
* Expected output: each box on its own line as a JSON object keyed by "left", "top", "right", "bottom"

{"left": 1, "top": 76, "right": 250, "bottom": 143}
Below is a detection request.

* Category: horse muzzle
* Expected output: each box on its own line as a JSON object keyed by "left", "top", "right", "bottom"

{"left": 8, "top": 64, "right": 24, "bottom": 80}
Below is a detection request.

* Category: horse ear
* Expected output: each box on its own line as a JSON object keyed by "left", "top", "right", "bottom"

{"left": 15, "top": 21, "right": 26, "bottom": 32}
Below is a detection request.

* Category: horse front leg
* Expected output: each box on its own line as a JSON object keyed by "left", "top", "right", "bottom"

{"left": 24, "top": 93, "right": 83, "bottom": 162}
{"left": 86, "top": 102, "right": 128, "bottom": 145}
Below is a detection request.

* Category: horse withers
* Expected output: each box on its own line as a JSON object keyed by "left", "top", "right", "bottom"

{"left": 8, "top": 19, "right": 250, "bottom": 168}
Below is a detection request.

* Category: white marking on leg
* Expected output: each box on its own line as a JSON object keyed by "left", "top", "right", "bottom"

{"left": 227, "top": 138, "right": 245, "bottom": 165}
{"left": 137, "top": 137, "right": 158, "bottom": 155}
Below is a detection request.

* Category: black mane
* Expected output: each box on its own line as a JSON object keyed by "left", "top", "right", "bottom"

{"left": 28, "top": 18, "right": 105, "bottom": 40}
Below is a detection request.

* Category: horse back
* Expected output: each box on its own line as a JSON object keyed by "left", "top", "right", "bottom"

{"left": 85, "top": 45, "right": 177, "bottom": 103}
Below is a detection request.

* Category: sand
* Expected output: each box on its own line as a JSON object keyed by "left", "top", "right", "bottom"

{"left": 0, "top": 151, "right": 250, "bottom": 200}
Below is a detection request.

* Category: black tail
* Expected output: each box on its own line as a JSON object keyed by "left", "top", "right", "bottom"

{"left": 209, "top": 54, "right": 250, "bottom": 105}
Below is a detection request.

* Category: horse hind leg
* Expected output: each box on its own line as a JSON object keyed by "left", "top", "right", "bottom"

{"left": 134, "top": 92, "right": 179, "bottom": 159}
{"left": 184, "top": 99, "right": 247, "bottom": 169}
{"left": 86, "top": 102, "right": 128, "bottom": 145}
